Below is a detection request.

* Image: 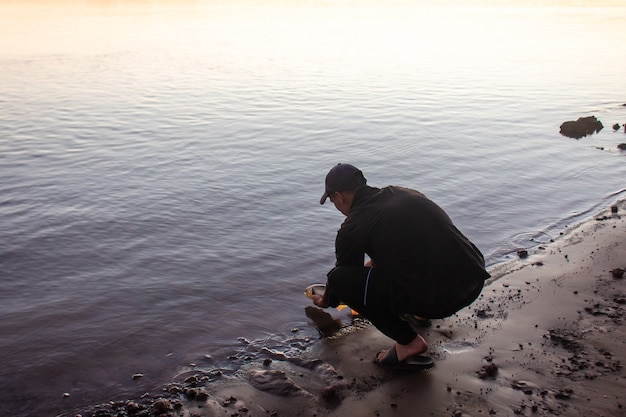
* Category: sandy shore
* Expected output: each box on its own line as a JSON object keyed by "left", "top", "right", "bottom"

{"left": 70, "top": 200, "right": 625, "bottom": 417}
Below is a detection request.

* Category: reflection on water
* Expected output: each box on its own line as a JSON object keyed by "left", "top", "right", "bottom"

{"left": 1, "top": 1, "right": 626, "bottom": 415}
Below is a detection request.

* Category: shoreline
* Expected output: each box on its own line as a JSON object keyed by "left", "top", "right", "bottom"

{"left": 63, "top": 198, "right": 626, "bottom": 417}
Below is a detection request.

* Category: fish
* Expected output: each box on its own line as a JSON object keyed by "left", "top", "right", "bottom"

{"left": 304, "top": 283, "right": 327, "bottom": 299}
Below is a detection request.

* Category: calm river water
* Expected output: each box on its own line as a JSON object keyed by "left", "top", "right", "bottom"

{"left": 1, "top": 1, "right": 625, "bottom": 415}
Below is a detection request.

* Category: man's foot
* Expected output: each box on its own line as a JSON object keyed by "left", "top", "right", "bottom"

{"left": 374, "top": 336, "right": 433, "bottom": 371}
{"left": 376, "top": 334, "right": 428, "bottom": 363}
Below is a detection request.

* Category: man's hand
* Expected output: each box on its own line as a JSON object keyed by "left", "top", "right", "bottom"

{"left": 311, "top": 294, "right": 329, "bottom": 308}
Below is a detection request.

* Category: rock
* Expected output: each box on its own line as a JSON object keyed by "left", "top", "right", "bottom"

{"left": 184, "top": 388, "right": 198, "bottom": 399}
{"left": 247, "top": 369, "right": 305, "bottom": 396}
{"left": 320, "top": 385, "right": 338, "bottom": 400}
{"left": 184, "top": 375, "right": 198, "bottom": 386}
{"left": 476, "top": 308, "right": 493, "bottom": 319}
{"left": 559, "top": 115, "right": 603, "bottom": 139}
{"left": 511, "top": 380, "right": 539, "bottom": 393}
{"left": 617, "top": 143, "right": 626, "bottom": 150}
{"left": 126, "top": 401, "right": 141, "bottom": 414}
{"left": 222, "top": 396, "right": 237, "bottom": 407}
{"left": 304, "top": 306, "right": 343, "bottom": 337}
{"left": 477, "top": 363, "right": 498, "bottom": 379}
{"left": 554, "top": 388, "right": 574, "bottom": 399}
{"left": 151, "top": 398, "right": 171, "bottom": 414}
{"left": 610, "top": 268, "right": 624, "bottom": 278}
{"left": 614, "top": 123, "right": 621, "bottom": 131}
{"left": 517, "top": 249, "right": 528, "bottom": 259}
{"left": 195, "top": 389, "right": 209, "bottom": 401}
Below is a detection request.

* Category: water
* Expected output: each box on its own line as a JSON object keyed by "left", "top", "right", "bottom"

{"left": 1, "top": 1, "right": 626, "bottom": 415}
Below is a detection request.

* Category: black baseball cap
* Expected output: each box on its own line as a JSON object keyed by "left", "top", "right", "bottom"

{"left": 320, "top": 163, "right": 367, "bottom": 205}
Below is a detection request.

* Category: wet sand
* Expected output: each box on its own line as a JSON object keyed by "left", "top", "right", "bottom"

{"left": 68, "top": 200, "right": 625, "bottom": 417}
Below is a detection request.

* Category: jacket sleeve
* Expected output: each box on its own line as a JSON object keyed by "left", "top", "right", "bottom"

{"left": 334, "top": 220, "right": 365, "bottom": 267}
{"left": 322, "top": 267, "right": 342, "bottom": 308}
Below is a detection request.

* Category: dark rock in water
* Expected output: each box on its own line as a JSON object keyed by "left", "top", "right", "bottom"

{"left": 305, "top": 306, "right": 343, "bottom": 337}
{"left": 617, "top": 143, "right": 626, "bottom": 150}
{"left": 247, "top": 369, "right": 305, "bottom": 396}
{"left": 517, "top": 249, "right": 528, "bottom": 259}
{"left": 559, "top": 115, "right": 603, "bottom": 139}
{"left": 614, "top": 123, "right": 621, "bottom": 131}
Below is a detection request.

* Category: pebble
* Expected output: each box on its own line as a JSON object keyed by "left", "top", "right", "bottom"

{"left": 320, "top": 385, "right": 337, "bottom": 399}
{"left": 477, "top": 363, "right": 498, "bottom": 379}
{"left": 184, "top": 388, "right": 197, "bottom": 399}
{"left": 126, "top": 402, "right": 140, "bottom": 413}
{"left": 152, "top": 398, "right": 171, "bottom": 414}
{"left": 554, "top": 388, "right": 574, "bottom": 399}
{"left": 222, "top": 396, "right": 237, "bottom": 407}
{"left": 195, "top": 389, "right": 209, "bottom": 401}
